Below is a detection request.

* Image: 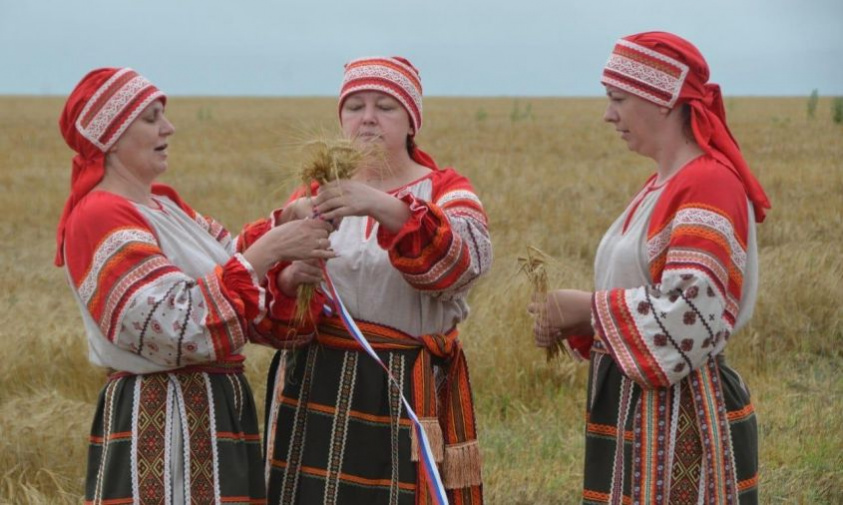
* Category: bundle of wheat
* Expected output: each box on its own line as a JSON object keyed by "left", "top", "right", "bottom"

{"left": 517, "top": 246, "right": 566, "bottom": 360}
{"left": 295, "top": 138, "right": 369, "bottom": 321}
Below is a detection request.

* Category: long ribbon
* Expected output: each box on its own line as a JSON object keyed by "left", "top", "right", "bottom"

{"left": 319, "top": 263, "right": 449, "bottom": 505}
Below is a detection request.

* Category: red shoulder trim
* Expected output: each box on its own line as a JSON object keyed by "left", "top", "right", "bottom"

{"left": 63, "top": 191, "right": 156, "bottom": 284}
{"left": 151, "top": 183, "right": 196, "bottom": 218}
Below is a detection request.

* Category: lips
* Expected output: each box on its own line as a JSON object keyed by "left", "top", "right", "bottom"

{"left": 154, "top": 143, "right": 168, "bottom": 152}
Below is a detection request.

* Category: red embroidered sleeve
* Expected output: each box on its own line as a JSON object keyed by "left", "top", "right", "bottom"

{"left": 592, "top": 159, "right": 751, "bottom": 388}
{"left": 376, "top": 168, "right": 492, "bottom": 298}
{"left": 64, "top": 192, "right": 265, "bottom": 368}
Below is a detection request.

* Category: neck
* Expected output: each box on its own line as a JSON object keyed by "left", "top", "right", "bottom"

{"left": 96, "top": 162, "right": 155, "bottom": 206}
{"left": 653, "top": 137, "right": 704, "bottom": 184}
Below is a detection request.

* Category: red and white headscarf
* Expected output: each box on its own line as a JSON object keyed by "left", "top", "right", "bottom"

{"left": 338, "top": 56, "right": 423, "bottom": 135}
{"left": 601, "top": 32, "right": 771, "bottom": 222}
{"left": 55, "top": 67, "right": 166, "bottom": 266}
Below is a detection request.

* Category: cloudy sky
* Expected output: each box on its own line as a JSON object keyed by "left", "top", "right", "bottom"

{"left": 2, "top": 0, "right": 841, "bottom": 96}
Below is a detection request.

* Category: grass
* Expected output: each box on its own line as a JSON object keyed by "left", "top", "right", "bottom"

{"left": 0, "top": 96, "right": 841, "bottom": 503}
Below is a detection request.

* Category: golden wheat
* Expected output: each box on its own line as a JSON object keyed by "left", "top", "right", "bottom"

{"left": 1, "top": 96, "right": 841, "bottom": 504}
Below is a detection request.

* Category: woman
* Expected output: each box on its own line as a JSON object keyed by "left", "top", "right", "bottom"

{"left": 56, "top": 67, "right": 335, "bottom": 503}
{"left": 528, "top": 33, "right": 770, "bottom": 504}
{"left": 260, "top": 56, "right": 491, "bottom": 504}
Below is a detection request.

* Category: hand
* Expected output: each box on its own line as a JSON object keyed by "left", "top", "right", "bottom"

{"left": 242, "top": 218, "right": 335, "bottom": 278}
{"left": 313, "top": 180, "right": 383, "bottom": 219}
{"left": 313, "top": 180, "right": 410, "bottom": 233}
{"left": 278, "top": 196, "right": 342, "bottom": 230}
{"left": 270, "top": 218, "right": 336, "bottom": 262}
{"left": 277, "top": 259, "right": 324, "bottom": 297}
{"left": 279, "top": 197, "right": 316, "bottom": 223}
{"left": 527, "top": 289, "right": 594, "bottom": 348}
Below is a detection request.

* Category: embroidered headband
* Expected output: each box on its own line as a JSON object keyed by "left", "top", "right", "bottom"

{"left": 339, "top": 56, "right": 423, "bottom": 134}
{"left": 602, "top": 39, "right": 689, "bottom": 108}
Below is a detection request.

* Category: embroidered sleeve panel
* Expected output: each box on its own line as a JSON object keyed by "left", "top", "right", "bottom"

{"left": 65, "top": 193, "right": 261, "bottom": 368}
{"left": 592, "top": 159, "right": 750, "bottom": 388}
{"left": 376, "top": 168, "right": 492, "bottom": 299}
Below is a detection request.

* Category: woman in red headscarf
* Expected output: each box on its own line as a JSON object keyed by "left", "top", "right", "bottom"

{"left": 256, "top": 57, "right": 490, "bottom": 505}
{"left": 57, "top": 67, "right": 335, "bottom": 503}
{"left": 528, "top": 33, "right": 769, "bottom": 503}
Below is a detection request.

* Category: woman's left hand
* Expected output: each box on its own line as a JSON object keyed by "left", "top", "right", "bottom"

{"left": 313, "top": 180, "right": 410, "bottom": 233}
{"left": 527, "top": 289, "right": 594, "bottom": 346}
{"left": 276, "top": 259, "right": 324, "bottom": 298}
{"left": 279, "top": 196, "right": 316, "bottom": 223}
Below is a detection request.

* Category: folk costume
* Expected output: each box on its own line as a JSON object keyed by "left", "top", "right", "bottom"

{"left": 568, "top": 33, "right": 771, "bottom": 504}
{"left": 258, "top": 57, "right": 492, "bottom": 505}
{"left": 58, "top": 68, "right": 273, "bottom": 504}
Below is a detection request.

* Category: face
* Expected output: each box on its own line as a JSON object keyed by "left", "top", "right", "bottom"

{"left": 603, "top": 85, "right": 668, "bottom": 158}
{"left": 108, "top": 100, "right": 175, "bottom": 181}
{"left": 340, "top": 91, "right": 413, "bottom": 154}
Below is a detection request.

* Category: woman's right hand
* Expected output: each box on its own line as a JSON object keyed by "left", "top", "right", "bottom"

{"left": 527, "top": 289, "right": 595, "bottom": 347}
{"left": 243, "top": 218, "right": 336, "bottom": 279}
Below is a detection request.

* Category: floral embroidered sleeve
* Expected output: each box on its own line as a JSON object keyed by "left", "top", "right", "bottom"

{"left": 592, "top": 163, "right": 750, "bottom": 388}
{"left": 64, "top": 193, "right": 263, "bottom": 368}
{"left": 376, "top": 169, "right": 493, "bottom": 300}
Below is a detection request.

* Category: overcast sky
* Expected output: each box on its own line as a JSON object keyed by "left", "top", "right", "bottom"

{"left": 2, "top": 0, "right": 841, "bottom": 96}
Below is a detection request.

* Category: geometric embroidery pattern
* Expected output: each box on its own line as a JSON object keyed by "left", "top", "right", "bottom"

{"left": 135, "top": 375, "right": 169, "bottom": 504}
{"left": 388, "top": 353, "right": 406, "bottom": 505}
{"left": 323, "top": 351, "right": 359, "bottom": 504}
{"left": 280, "top": 344, "right": 319, "bottom": 504}
{"left": 177, "top": 373, "right": 217, "bottom": 503}
{"left": 668, "top": 381, "right": 702, "bottom": 504}
{"left": 602, "top": 39, "right": 689, "bottom": 108}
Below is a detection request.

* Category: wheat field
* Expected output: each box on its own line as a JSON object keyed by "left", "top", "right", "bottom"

{"left": 0, "top": 96, "right": 841, "bottom": 504}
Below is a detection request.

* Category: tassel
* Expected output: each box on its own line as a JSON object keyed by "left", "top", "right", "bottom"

{"left": 410, "top": 417, "right": 444, "bottom": 463}
{"left": 442, "top": 440, "right": 483, "bottom": 489}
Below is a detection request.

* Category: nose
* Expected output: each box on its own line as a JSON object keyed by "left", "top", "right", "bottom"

{"left": 603, "top": 101, "right": 621, "bottom": 123}
{"left": 361, "top": 103, "right": 377, "bottom": 124}
{"left": 161, "top": 114, "right": 176, "bottom": 136}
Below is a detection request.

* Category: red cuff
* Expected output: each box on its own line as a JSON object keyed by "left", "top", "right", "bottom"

{"left": 219, "top": 253, "right": 266, "bottom": 323}
{"left": 376, "top": 192, "right": 430, "bottom": 251}
{"left": 266, "top": 261, "right": 327, "bottom": 323}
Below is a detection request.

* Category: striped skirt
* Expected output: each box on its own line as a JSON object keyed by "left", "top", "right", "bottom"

{"left": 85, "top": 370, "right": 265, "bottom": 504}
{"left": 582, "top": 352, "right": 758, "bottom": 504}
{"left": 264, "top": 345, "right": 421, "bottom": 505}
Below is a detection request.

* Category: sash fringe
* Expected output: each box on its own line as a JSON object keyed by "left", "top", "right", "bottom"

{"left": 443, "top": 440, "right": 483, "bottom": 489}
{"left": 411, "top": 417, "right": 445, "bottom": 463}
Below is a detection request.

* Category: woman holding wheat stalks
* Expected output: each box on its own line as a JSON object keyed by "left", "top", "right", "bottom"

{"left": 527, "top": 33, "right": 770, "bottom": 503}
{"left": 55, "top": 67, "right": 335, "bottom": 503}
{"left": 258, "top": 56, "right": 491, "bottom": 504}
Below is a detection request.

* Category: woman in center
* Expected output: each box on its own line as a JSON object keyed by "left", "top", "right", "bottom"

{"left": 262, "top": 56, "right": 491, "bottom": 504}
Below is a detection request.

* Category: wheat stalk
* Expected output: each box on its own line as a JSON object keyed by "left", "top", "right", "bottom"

{"left": 517, "top": 246, "right": 565, "bottom": 360}
{"left": 294, "top": 137, "right": 370, "bottom": 323}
